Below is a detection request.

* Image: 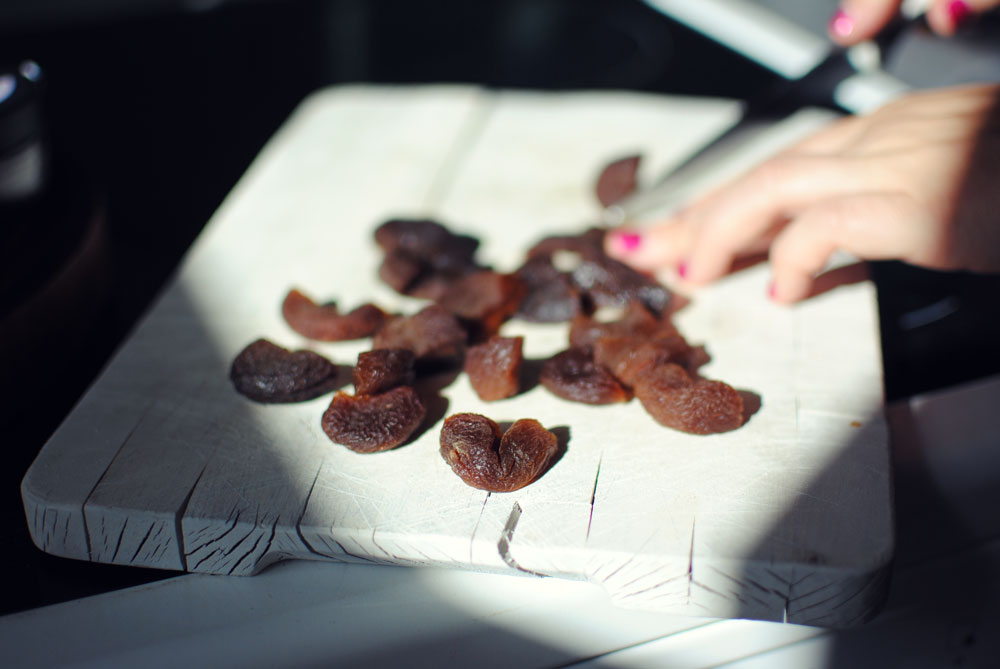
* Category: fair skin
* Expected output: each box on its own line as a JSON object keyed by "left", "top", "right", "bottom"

{"left": 605, "top": 0, "right": 1000, "bottom": 303}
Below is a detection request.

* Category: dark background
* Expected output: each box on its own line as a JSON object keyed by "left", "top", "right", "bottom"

{"left": 1, "top": 0, "right": 997, "bottom": 616}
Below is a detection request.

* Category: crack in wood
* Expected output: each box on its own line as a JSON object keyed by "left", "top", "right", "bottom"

{"left": 294, "top": 459, "right": 329, "bottom": 560}
{"left": 229, "top": 523, "right": 276, "bottom": 575}
{"left": 174, "top": 462, "right": 209, "bottom": 571}
{"left": 110, "top": 518, "right": 129, "bottom": 562}
{"left": 497, "top": 501, "right": 545, "bottom": 577}
{"left": 304, "top": 534, "right": 377, "bottom": 564}
{"left": 616, "top": 571, "right": 689, "bottom": 600}
{"left": 468, "top": 492, "right": 490, "bottom": 564}
{"left": 189, "top": 509, "right": 258, "bottom": 572}
{"left": 688, "top": 579, "right": 747, "bottom": 604}
{"left": 600, "top": 555, "right": 636, "bottom": 584}
{"left": 792, "top": 573, "right": 877, "bottom": 616}
{"left": 369, "top": 528, "right": 394, "bottom": 560}
{"left": 686, "top": 518, "right": 696, "bottom": 605}
{"left": 130, "top": 523, "right": 157, "bottom": 564}
{"left": 763, "top": 566, "right": 794, "bottom": 589}
{"left": 585, "top": 453, "right": 603, "bottom": 544}
{"left": 81, "top": 398, "right": 160, "bottom": 563}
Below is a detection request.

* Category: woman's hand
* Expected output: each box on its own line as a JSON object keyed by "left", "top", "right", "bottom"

{"left": 604, "top": 84, "right": 1000, "bottom": 303}
{"left": 828, "top": 0, "right": 1000, "bottom": 43}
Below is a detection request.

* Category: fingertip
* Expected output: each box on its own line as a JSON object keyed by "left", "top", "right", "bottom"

{"left": 828, "top": 8, "right": 858, "bottom": 43}
{"left": 928, "top": 0, "right": 971, "bottom": 36}
{"left": 768, "top": 272, "right": 813, "bottom": 304}
{"left": 606, "top": 217, "right": 695, "bottom": 275}
{"left": 828, "top": 1, "right": 905, "bottom": 45}
{"left": 604, "top": 228, "right": 643, "bottom": 258}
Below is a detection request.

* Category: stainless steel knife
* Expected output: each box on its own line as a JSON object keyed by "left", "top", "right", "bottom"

{"left": 602, "top": 14, "right": 923, "bottom": 226}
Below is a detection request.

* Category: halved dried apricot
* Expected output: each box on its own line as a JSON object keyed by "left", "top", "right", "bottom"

{"left": 539, "top": 348, "right": 630, "bottom": 405}
{"left": 440, "top": 413, "right": 557, "bottom": 492}
{"left": 373, "top": 304, "right": 467, "bottom": 365}
{"left": 321, "top": 386, "right": 426, "bottom": 452}
{"left": 634, "top": 363, "right": 743, "bottom": 434}
{"left": 230, "top": 339, "right": 341, "bottom": 403}
{"left": 281, "top": 289, "right": 388, "bottom": 341}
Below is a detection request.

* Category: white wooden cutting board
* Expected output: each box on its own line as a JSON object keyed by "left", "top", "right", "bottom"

{"left": 21, "top": 86, "right": 892, "bottom": 627}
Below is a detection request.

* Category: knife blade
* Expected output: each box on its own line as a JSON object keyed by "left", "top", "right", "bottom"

{"left": 602, "top": 14, "right": 924, "bottom": 226}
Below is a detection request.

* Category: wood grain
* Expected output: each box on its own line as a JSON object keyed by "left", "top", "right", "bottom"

{"left": 21, "top": 86, "right": 893, "bottom": 626}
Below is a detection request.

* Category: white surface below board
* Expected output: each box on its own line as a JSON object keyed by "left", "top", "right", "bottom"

{"left": 21, "top": 86, "right": 892, "bottom": 627}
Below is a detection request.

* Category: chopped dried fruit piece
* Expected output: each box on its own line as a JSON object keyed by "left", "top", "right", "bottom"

{"left": 281, "top": 289, "right": 387, "bottom": 341}
{"left": 524, "top": 227, "right": 672, "bottom": 316}
{"left": 634, "top": 363, "right": 744, "bottom": 434}
{"left": 539, "top": 348, "right": 630, "bottom": 405}
{"left": 464, "top": 336, "right": 523, "bottom": 401}
{"left": 568, "top": 301, "right": 666, "bottom": 350}
{"left": 526, "top": 227, "right": 606, "bottom": 261}
{"left": 405, "top": 274, "right": 462, "bottom": 301}
{"left": 440, "top": 413, "right": 558, "bottom": 492}
{"left": 230, "top": 339, "right": 341, "bottom": 403}
{"left": 353, "top": 348, "right": 416, "bottom": 395}
{"left": 593, "top": 333, "right": 691, "bottom": 387}
{"left": 595, "top": 154, "right": 641, "bottom": 207}
{"left": 436, "top": 271, "right": 526, "bottom": 338}
{"left": 374, "top": 219, "right": 483, "bottom": 297}
{"left": 374, "top": 218, "right": 479, "bottom": 272}
{"left": 378, "top": 249, "right": 424, "bottom": 294}
{"left": 321, "top": 386, "right": 426, "bottom": 453}
{"left": 514, "top": 256, "right": 582, "bottom": 323}
{"left": 571, "top": 256, "right": 671, "bottom": 315}
{"left": 372, "top": 304, "right": 467, "bottom": 365}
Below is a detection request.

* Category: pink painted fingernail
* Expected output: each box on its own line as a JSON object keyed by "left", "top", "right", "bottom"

{"left": 677, "top": 259, "right": 689, "bottom": 280}
{"left": 767, "top": 281, "right": 777, "bottom": 300}
{"left": 947, "top": 0, "right": 971, "bottom": 27}
{"left": 612, "top": 230, "right": 642, "bottom": 253}
{"left": 828, "top": 8, "right": 855, "bottom": 38}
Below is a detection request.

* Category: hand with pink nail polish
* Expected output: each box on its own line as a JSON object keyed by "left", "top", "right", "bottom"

{"left": 604, "top": 84, "right": 1000, "bottom": 303}
{"left": 828, "top": 0, "right": 1000, "bottom": 45}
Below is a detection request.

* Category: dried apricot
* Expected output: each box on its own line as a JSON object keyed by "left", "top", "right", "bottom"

{"left": 634, "top": 363, "right": 743, "bottom": 434}
{"left": 526, "top": 227, "right": 606, "bottom": 261}
{"left": 353, "top": 348, "right": 416, "bottom": 395}
{"left": 436, "top": 271, "right": 526, "bottom": 338}
{"left": 281, "top": 289, "right": 387, "bottom": 341}
{"left": 595, "top": 154, "right": 640, "bottom": 207}
{"left": 378, "top": 249, "right": 424, "bottom": 294}
{"left": 568, "top": 301, "right": 666, "bottom": 350}
{"left": 514, "top": 256, "right": 582, "bottom": 322}
{"left": 571, "top": 256, "right": 671, "bottom": 315}
{"left": 539, "top": 348, "right": 630, "bottom": 405}
{"left": 372, "top": 304, "right": 467, "bottom": 365}
{"left": 440, "top": 413, "right": 557, "bottom": 492}
{"left": 464, "top": 336, "right": 523, "bottom": 401}
{"left": 230, "top": 339, "right": 341, "bottom": 403}
{"left": 374, "top": 218, "right": 479, "bottom": 272}
{"left": 374, "top": 219, "right": 483, "bottom": 297}
{"left": 321, "top": 386, "right": 426, "bottom": 452}
{"left": 593, "top": 333, "right": 691, "bottom": 386}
